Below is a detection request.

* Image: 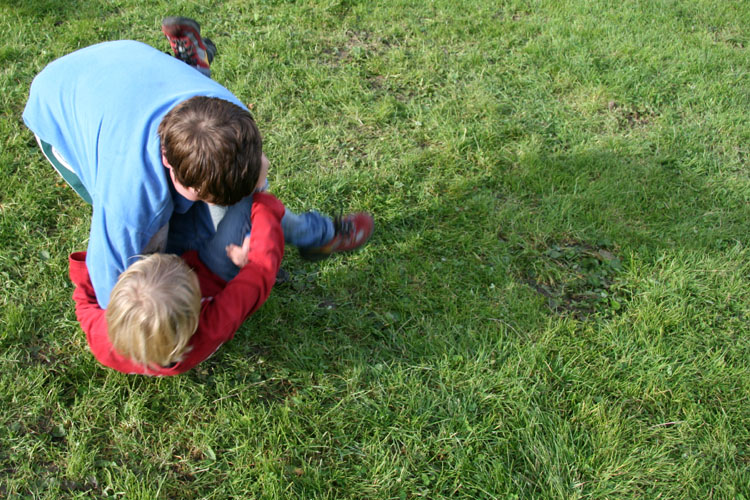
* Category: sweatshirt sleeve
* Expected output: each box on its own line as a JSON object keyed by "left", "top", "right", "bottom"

{"left": 195, "top": 192, "right": 285, "bottom": 343}
{"left": 86, "top": 200, "right": 171, "bottom": 310}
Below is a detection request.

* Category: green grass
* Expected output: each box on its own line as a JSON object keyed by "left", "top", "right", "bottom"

{"left": 1, "top": 0, "right": 749, "bottom": 498}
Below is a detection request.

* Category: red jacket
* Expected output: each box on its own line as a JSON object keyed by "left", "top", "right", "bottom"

{"left": 68, "top": 192, "right": 285, "bottom": 376}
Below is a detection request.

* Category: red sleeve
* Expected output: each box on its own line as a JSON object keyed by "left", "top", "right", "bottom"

{"left": 69, "top": 251, "right": 108, "bottom": 341}
{"left": 69, "top": 252, "right": 154, "bottom": 375}
{"left": 187, "top": 192, "right": 285, "bottom": 357}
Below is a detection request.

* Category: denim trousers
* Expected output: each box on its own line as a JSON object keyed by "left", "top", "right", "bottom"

{"left": 168, "top": 195, "right": 334, "bottom": 282}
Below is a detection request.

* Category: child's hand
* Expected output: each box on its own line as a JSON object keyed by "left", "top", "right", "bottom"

{"left": 226, "top": 235, "right": 251, "bottom": 268}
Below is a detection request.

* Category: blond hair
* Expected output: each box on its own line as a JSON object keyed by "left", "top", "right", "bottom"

{"left": 107, "top": 254, "right": 201, "bottom": 369}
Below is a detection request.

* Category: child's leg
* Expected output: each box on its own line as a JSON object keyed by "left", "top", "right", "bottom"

{"left": 283, "top": 209, "right": 374, "bottom": 261}
{"left": 295, "top": 211, "right": 374, "bottom": 261}
{"left": 196, "top": 194, "right": 254, "bottom": 282}
{"left": 161, "top": 17, "right": 215, "bottom": 77}
{"left": 196, "top": 201, "right": 370, "bottom": 280}
{"left": 281, "top": 210, "right": 335, "bottom": 249}
{"left": 196, "top": 201, "right": 334, "bottom": 281}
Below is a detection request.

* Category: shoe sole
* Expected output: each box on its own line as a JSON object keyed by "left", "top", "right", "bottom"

{"left": 161, "top": 16, "right": 212, "bottom": 69}
{"left": 161, "top": 16, "right": 201, "bottom": 35}
{"left": 298, "top": 249, "right": 332, "bottom": 262}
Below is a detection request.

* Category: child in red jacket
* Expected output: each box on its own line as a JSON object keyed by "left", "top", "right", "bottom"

{"left": 69, "top": 192, "right": 285, "bottom": 376}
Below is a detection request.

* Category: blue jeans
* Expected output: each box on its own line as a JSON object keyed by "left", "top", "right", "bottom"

{"left": 168, "top": 195, "right": 334, "bottom": 282}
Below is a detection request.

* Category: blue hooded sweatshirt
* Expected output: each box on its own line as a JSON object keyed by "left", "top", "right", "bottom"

{"left": 23, "top": 40, "right": 247, "bottom": 308}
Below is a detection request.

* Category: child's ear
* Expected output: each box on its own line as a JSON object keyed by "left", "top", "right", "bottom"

{"left": 162, "top": 152, "right": 171, "bottom": 168}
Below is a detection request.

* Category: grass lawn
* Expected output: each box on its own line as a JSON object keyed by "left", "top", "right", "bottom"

{"left": 1, "top": 0, "right": 749, "bottom": 498}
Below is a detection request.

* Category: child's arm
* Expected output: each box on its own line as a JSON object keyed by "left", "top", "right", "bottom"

{"left": 69, "top": 252, "right": 109, "bottom": 338}
{"left": 197, "top": 192, "right": 285, "bottom": 339}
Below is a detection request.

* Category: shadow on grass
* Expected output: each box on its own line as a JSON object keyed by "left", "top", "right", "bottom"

{"left": 211, "top": 141, "right": 750, "bottom": 388}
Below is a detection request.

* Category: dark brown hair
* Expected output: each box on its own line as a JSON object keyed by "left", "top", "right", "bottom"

{"left": 158, "top": 96, "right": 262, "bottom": 205}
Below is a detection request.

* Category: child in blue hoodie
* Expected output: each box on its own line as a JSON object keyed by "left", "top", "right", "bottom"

{"left": 24, "top": 17, "right": 373, "bottom": 309}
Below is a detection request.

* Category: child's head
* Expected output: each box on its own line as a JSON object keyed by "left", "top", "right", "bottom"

{"left": 107, "top": 254, "right": 201, "bottom": 368}
{"left": 158, "top": 96, "right": 263, "bottom": 206}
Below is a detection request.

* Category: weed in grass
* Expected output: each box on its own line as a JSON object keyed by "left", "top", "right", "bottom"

{"left": 606, "top": 100, "right": 659, "bottom": 130}
{"left": 513, "top": 238, "right": 629, "bottom": 318}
